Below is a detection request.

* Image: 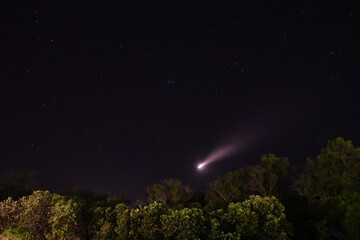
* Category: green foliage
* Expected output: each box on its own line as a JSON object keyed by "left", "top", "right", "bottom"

{"left": 0, "top": 197, "right": 22, "bottom": 232}
{"left": 295, "top": 137, "right": 360, "bottom": 201}
{"left": 227, "top": 195, "right": 291, "bottom": 240}
{"left": 122, "top": 202, "right": 166, "bottom": 240}
{"left": 293, "top": 138, "right": 360, "bottom": 239}
{"left": 2, "top": 137, "right": 360, "bottom": 240}
{"left": 19, "top": 190, "right": 54, "bottom": 239}
{"left": 0, "top": 191, "right": 82, "bottom": 240}
{"left": 0, "top": 191, "right": 291, "bottom": 240}
{"left": 63, "top": 188, "right": 128, "bottom": 239}
{"left": 341, "top": 192, "right": 360, "bottom": 240}
{"left": 0, "top": 226, "right": 31, "bottom": 240}
{"left": 161, "top": 207, "right": 207, "bottom": 240}
{"left": 205, "top": 154, "right": 291, "bottom": 213}
{"left": 313, "top": 191, "right": 360, "bottom": 240}
{"left": 115, "top": 203, "right": 131, "bottom": 240}
{"left": 46, "top": 195, "right": 80, "bottom": 240}
{"left": 208, "top": 209, "right": 240, "bottom": 240}
{"left": 313, "top": 197, "right": 345, "bottom": 240}
{"left": 91, "top": 206, "right": 117, "bottom": 240}
{"left": 90, "top": 198, "right": 126, "bottom": 240}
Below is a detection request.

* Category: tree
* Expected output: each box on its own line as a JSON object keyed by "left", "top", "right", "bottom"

{"left": 294, "top": 137, "right": 360, "bottom": 201}
{"left": 227, "top": 195, "right": 291, "bottom": 240}
{"left": 247, "top": 154, "right": 290, "bottom": 198}
{"left": 293, "top": 137, "right": 360, "bottom": 239}
{"left": 90, "top": 197, "right": 126, "bottom": 240}
{"left": 205, "top": 154, "right": 291, "bottom": 212}
{"left": 205, "top": 169, "right": 249, "bottom": 211}
{"left": 0, "top": 197, "right": 22, "bottom": 232}
{"left": 115, "top": 203, "right": 131, "bottom": 240}
{"left": 146, "top": 179, "right": 193, "bottom": 209}
{"left": 18, "top": 190, "right": 54, "bottom": 240}
{"left": 46, "top": 195, "right": 81, "bottom": 240}
{"left": 308, "top": 191, "right": 360, "bottom": 240}
{"left": 146, "top": 184, "right": 167, "bottom": 205}
{"left": 341, "top": 192, "right": 360, "bottom": 240}
{"left": 63, "top": 187, "right": 128, "bottom": 239}
{"left": 208, "top": 208, "right": 241, "bottom": 240}
{"left": 120, "top": 202, "right": 166, "bottom": 240}
{"left": 15, "top": 190, "right": 82, "bottom": 240}
{"left": 161, "top": 207, "right": 207, "bottom": 240}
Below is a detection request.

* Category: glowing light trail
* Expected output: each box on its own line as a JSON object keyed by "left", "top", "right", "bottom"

{"left": 197, "top": 143, "right": 239, "bottom": 170}
{"left": 197, "top": 163, "right": 205, "bottom": 169}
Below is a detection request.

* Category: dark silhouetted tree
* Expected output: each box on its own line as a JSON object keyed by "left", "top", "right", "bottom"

{"left": 247, "top": 154, "right": 290, "bottom": 198}
{"left": 146, "top": 179, "right": 192, "bottom": 209}
{"left": 205, "top": 169, "right": 249, "bottom": 211}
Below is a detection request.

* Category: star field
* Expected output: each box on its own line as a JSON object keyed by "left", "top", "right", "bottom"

{"left": 1, "top": 1, "right": 360, "bottom": 201}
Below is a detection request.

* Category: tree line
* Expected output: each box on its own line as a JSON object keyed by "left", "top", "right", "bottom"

{"left": 0, "top": 137, "right": 359, "bottom": 240}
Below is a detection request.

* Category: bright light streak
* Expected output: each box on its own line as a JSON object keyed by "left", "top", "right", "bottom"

{"left": 196, "top": 143, "right": 240, "bottom": 170}
{"left": 197, "top": 163, "right": 205, "bottom": 169}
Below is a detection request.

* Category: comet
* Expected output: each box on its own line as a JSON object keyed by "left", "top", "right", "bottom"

{"left": 197, "top": 163, "right": 205, "bottom": 169}
{"left": 197, "top": 143, "right": 240, "bottom": 170}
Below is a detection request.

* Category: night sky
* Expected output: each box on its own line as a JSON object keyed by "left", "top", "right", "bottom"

{"left": 2, "top": 1, "right": 360, "bottom": 201}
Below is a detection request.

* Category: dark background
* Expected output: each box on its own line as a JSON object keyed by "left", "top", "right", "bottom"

{"left": 1, "top": 1, "right": 360, "bottom": 201}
